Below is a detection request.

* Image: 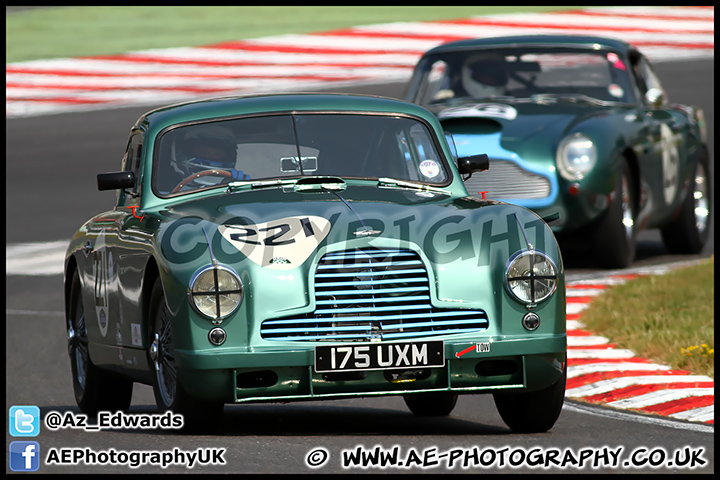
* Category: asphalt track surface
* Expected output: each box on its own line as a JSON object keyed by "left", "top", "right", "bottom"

{"left": 5, "top": 61, "right": 714, "bottom": 472}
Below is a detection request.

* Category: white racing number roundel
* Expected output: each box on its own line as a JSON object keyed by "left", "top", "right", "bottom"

{"left": 419, "top": 160, "right": 440, "bottom": 179}
{"left": 219, "top": 216, "right": 331, "bottom": 270}
{"left": 437, "top": 103, "right": 518, "bottom": 121}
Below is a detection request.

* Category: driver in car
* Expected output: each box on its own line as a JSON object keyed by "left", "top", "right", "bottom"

{"left": 173, "top": 125, "right": 250, "bottom": 192}
{"left": 460, "top": 53, "right": 510, "bottom": 99}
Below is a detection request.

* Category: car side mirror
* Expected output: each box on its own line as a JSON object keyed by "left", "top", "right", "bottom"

{"left": 98, "top": 171, "right": 135, "bottom": 191}
{"left": 457, "top": 153, "right": 489, "bottom": 180}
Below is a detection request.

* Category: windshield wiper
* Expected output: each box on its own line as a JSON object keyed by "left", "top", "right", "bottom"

{"left": 226, "top": 176, "right": 348, "bottom": 193}
{"left": 226, "top": 178, "right": 298, "bottom": 192}
{"left": 531, "top": 93, "right": 609, "bottom": 106}
{"left": 227, "top": 176, "right": 450, "bottom": 195}
{"left": 377, "top": 177, "right": 450, "bottom": 195}
{"left": 432, "top": 94, "right": 516, "bottom": 106}
{"left": 292, "top": 177, "right": 346, "bottom": 192}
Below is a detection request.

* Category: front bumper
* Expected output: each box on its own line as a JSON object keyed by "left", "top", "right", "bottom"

{"left": 174, "top": 335, "right": 566, "bottom": 403}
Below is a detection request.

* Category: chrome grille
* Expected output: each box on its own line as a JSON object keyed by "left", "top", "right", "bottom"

{"left": 261, "top": 248, "right": 488, "bottom": 341}
{"left": 464, "top": 159, "right": 551, "bottom": 199}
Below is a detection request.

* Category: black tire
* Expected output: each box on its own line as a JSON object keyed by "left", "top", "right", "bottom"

{"left": 661, "top": 150, "right": 712, "bottom": 254}
{"left": 492, "top": 368, "right": 566, "bottom": 433}
{"left": 403, "top": 391, "right": 458, "bottom": 416}
{"left": 148, "top": 277, "right": 224, "bottom": 431}
{"left": 67, "top": 269, "right": 133, "bottom": 416}
{"left": 594, "top": 159, "right": 637, "bottom": 269}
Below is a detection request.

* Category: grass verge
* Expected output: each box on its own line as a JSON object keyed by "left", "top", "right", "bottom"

{"left": 7, "top": 6, "right": 575, "bottom": 63}
{"left": 579, "top": 257, "right": 714, "bottom": 379}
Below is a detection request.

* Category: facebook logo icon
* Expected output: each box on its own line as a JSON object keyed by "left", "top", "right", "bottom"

{"left": 9, "top": 441, "right": 41, "bottom": 472}
{"left": 9, "top": 405, "right": 40, "bottom": 437}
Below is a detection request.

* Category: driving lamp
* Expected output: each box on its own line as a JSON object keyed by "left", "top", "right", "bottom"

{"left": 188, "top": 264, "right": 243, "bottom": 324}
{"left": 557, "top": 133, "right": 596, "bottom": 181}
{"left": 505, "top": 249, "right": 558, "bottom": 307}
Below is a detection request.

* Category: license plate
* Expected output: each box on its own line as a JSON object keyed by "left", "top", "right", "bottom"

{"left": 314, "top": 340, "right": 445, "bottom": 373}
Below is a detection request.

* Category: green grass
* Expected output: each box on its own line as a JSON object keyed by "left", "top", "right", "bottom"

{"left": 6, "top": 6, "right": 576, "bottom": 63}
{"left": 579, "top": 258, "right": 714, "bottom": 379}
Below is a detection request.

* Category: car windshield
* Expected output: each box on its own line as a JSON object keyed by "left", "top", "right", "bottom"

{"left": 153, "top": 113, "right": 450, "bottom": 196}
{"left": 408, "top": 46, "right": 636, "bottom": 105}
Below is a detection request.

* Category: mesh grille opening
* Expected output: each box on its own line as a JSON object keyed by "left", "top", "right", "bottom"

{"left": 261, "top": 248, "right": 488, "bottom": 341}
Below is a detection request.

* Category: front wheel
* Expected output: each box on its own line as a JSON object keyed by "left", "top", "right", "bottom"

{"left": 67, "top": 269, "right": 133, "bottom": 415}
{"left": 492, "top": 368, "right": 566, "bottom": 433}
{"left": 594, "top": 160, "right": 637, "bottom": 269}
{"left": 147, "top": 277, "right": 224, "bottom": 431}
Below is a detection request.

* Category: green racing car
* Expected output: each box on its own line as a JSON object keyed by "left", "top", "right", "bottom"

{"left": 405, "top": 35, "right": 711, "bottom": 268}
{"left": 64, "top": 93, "right": 566, "bottom": 432}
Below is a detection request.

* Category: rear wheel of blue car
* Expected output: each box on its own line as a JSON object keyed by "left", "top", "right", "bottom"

{"left": 660, "top": 149, "right": 712, "bottom": 254}
{"left": 595, "top": 159, "right": 637, "bottom": 269}
{"left": 403, "top": 391, "right": 458, "bottom": 416}
{"left": 148, "top": 277, "right": 224, "bottom": 432}
{"left": 67, "top": 269, "right": 133, "bottom": 416}
{"left": 492, "top": 368, "right": 566, "bottom": 433}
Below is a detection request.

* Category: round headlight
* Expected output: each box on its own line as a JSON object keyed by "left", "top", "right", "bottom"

{"left": 188, "top": 264, "right": 243, "bottom": 323}
{"left": 505, "top": 250, "right": 558, "bottom": 306}
{"left": 557, "top": 133, "right": 596, "bottom": 181}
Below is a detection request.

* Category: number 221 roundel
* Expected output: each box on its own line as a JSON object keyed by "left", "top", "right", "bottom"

{"left": 219, "top": 215, "right": 331, "bottom": 270}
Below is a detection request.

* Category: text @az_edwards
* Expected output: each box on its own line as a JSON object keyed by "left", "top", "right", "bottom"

{"left": 44, "top": 410, "right": 183, "bottom": 431}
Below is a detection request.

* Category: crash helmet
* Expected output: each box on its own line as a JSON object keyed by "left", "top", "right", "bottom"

{"left": 461, "top": 53, "right": 509, "bottom": 98}
{"left": 179, "top": 124, "right": 237, "bottom": 176}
